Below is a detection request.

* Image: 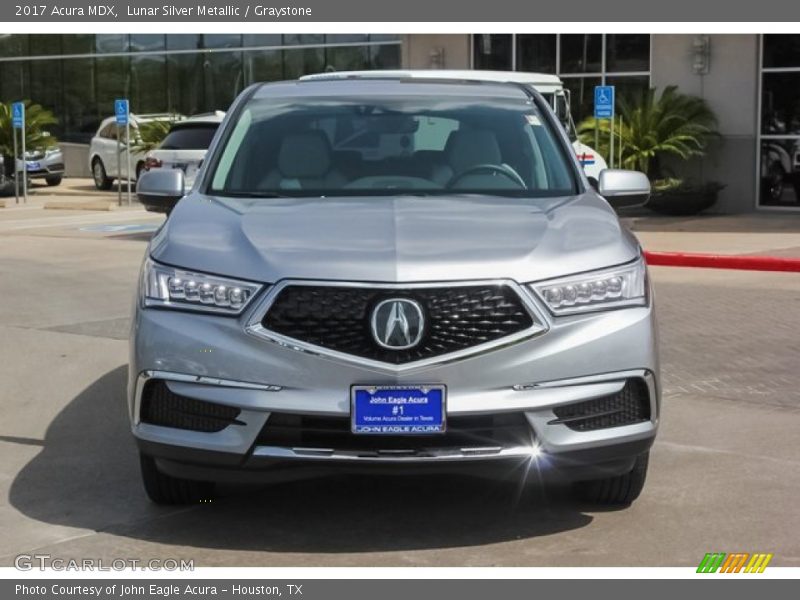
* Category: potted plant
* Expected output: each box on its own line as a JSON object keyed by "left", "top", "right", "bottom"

{"left": 578, "top": 85, "right": 723, "bottom": 215}
{"left": 0, "top": 100, "right": 59, "bottom": 194}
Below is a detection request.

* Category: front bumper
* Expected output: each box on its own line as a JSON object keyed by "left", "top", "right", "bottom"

{"left": 129, "top": 289, "right": 659, "bottom": 483}
{"left": 20, "top": 155, "right": 65, "bottom": 178}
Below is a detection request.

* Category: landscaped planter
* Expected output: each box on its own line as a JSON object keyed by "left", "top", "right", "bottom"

{"left": 647, "top": 182, "right": 725, "bottom": 216}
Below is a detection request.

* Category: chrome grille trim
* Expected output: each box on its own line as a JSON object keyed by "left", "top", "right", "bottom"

{"left": 252, "top": 444, "right": 534, "bottom": 462}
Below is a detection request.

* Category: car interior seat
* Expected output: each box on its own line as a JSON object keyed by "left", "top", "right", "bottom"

{"left": 430, "top": 130, "right": 504, "bottom": 186}
{"left": 260, "top": 131, "right": 346, "bottom": 190}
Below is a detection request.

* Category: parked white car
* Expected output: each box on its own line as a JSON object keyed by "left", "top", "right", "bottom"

{"left": 301, "top": 70, "right": 609, "bottom": 184}
{"left": 143, "top": 111, "right": 225, "bottom": 194}
{"left": 88, "top": 113, "right": 181, "bottom": 190}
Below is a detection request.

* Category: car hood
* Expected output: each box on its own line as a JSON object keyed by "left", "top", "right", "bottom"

{"left": 149, "top": 193, "right": 639, "bottom": 284}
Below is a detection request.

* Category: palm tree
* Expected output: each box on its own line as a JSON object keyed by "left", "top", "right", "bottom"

{"left": 0, "top": 100, "right": 59, "bottom": 178}
{"left": 577, "top": 85, "right": 718, "bottom": 180}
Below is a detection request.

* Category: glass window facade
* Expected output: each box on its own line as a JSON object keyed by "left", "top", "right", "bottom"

{"left": 473, "top": 35, "right": 513, "bottom": 71}
{"left": 0, "top": 34, "right": 402, "bottom": 143}
{"left": 759, "top": 35, "right": 800, "bottom": 207}
{"left": 559, "top": 34, "right": 603, "bottom": 74}
{"left": 472, "top": 34, "right": 650, "bottom": 124}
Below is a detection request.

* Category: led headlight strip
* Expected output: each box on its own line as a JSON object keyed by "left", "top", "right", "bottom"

{"left": 142, "top": 258, "right": 263, "bottom": 315}
{"left": 530, "top": 258, "right": 647, "bottom": 315}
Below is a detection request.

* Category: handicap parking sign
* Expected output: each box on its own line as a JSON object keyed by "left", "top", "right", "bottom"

{"left": 12, "top": 102, "right": 24, "bottom": 129}
{"left": 594, "top": 86, "right": 615, "bottom": 119}
{"left": 115, "top": 98, "right": 129, "bottom": 125}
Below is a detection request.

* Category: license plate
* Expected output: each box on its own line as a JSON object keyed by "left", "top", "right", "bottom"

{"left": 26, "top": 162, "right": 40, "bottom": 171}
{"left": 351, "top": 385, "right": 446, "bottom": 435}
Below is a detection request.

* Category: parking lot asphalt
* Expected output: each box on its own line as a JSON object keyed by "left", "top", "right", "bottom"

{"left": 0, "top": 205, "right": 799, "bottom": 567}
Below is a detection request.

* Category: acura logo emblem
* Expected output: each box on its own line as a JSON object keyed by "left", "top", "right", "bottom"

{"left": 371, "top": 298, "right": 425, "bottom": 350}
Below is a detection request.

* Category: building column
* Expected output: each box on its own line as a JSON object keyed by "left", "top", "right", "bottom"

{"left": 402, "top": 35, "right": 471, "bottom": 70}
{"left": 651, "top": 34, "right": 760, "bottom": 213}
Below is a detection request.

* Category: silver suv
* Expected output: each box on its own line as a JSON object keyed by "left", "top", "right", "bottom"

{"left": 132, "top": 78, "right": 659, "bottom": 506}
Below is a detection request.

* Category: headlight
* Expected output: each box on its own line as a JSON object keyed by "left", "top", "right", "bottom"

{"left": 141, "top": 258, "right": 263, "bottom": 315}
{"left": 530, "top": 258, "right": 647, "bottom": 315}
{"left": 45, "top": 146, "right": 61, "bottom": 156}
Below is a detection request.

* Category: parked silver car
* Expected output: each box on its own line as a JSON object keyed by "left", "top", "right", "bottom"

{"left": 20, "top": 145, "right": 65, "bottom": 186}
{"left": 132, "top": 78, "right": 659, "bottom": 506}
{"left": 0, "top": 144, "right": 64, "bottom": 190}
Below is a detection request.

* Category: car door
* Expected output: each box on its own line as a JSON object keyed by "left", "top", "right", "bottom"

{"left": 97, "top": 122, "right": 119, "bottom": 176}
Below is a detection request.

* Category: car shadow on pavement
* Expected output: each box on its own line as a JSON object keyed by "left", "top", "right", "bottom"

{"left": 9, "top": 366, "right": 598, "bottom": 556}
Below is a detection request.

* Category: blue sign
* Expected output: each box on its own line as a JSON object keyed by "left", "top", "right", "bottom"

{"left": 594, "top": 85, "right": 615, "bottom": 119}
{"left": 11, "top": 102, "right": 24, "bottom": 129}
{"left": 114, "top": 98, "right": 129, "bottom": 125}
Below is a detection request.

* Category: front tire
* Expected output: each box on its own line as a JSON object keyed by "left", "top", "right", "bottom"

{"left": 92, "top": 158, "right": 113, "bottom": 190}
{"left": 45, "top": 175, "right": 63, "bottom": 187}
{"left": 139, "top": 453, "right": 215, "bottom": 505}
{"left": 573, "top": 451, "right": 649, "bottom": 505}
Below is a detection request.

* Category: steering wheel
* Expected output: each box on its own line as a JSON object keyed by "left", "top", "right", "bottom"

{"left": 447, "top": 163, "right": 527, "bottom": 189}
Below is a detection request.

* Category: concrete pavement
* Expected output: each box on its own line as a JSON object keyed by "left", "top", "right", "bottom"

{"left": 624, "top": 212, "right": 800, "bottom": 257}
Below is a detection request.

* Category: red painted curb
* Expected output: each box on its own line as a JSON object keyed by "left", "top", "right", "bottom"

{"left": 644, "top": 251, "right": 800, "bottom": 272}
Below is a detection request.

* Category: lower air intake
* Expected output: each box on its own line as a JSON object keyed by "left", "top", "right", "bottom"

{"left": 140, "top": 380, "right": 242, "bottom": 432}
{"left": 550, "top": 379, "right": 651, "bottom": 431}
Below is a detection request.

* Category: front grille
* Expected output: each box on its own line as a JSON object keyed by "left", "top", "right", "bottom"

{"left": 261, "top": 284, "right": 534, "bottom": 364}
{"left": 140, "top": 380, "right": 243, "bottom": 432}
{"left": 550, "top": 379, "right": 651, "bottom": 431}
{"left": 256, "top": 412, "right": 533, "bottom": 451}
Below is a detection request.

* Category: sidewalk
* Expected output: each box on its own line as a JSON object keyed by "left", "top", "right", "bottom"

{"left": 623, "top": 213, "right": 800, "bottom": 258}
{"left": 0, "top": 177, "right": 138, "bottom": 212}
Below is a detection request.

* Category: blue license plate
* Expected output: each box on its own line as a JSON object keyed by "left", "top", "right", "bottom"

{"left": 351, "top": 385, "right": 446, "bottom": 435}
{"left": 26, "top": 161, "right": 41, "bottom": 171}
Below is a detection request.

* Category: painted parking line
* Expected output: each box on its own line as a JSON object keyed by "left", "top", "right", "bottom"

{"left": 0, "top": 212, "right": 162, "bottom": 232}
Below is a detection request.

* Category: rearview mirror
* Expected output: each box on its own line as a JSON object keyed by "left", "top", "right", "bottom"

{"left": 137, "top": 169, "right": 185, "bottom": 214}
{"left": 598, "top": 169, "right": 651, "bottom": 209}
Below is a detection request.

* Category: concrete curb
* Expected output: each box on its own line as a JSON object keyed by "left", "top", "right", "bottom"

{"left": 43, "top": 200, "right": 118, "bottom": 211}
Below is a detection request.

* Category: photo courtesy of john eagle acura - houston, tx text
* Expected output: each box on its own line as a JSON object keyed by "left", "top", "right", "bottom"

{"left": 130, "top": 75, "right": 659, "bottom": 506}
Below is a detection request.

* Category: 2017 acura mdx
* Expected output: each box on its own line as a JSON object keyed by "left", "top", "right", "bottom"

{"left": 132, "top": 78, "right": 659, "bottom": 505}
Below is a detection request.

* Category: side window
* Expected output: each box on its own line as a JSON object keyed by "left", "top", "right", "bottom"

{"left": 413, "top": 117, "right": 459, "bottom": 151}
{"left": 98, "top": 123, "right": 114, "bottom": 139}
{"left": 119, "top": 124, "right": 137, "bottom": 144}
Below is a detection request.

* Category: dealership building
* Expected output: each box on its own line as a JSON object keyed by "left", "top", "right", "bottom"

{"left": 1, "top": 33, "right": 798, "bottom": 212}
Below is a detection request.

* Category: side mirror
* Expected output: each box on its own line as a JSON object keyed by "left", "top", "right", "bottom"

{"left": 137, "top": 169, "right": 185, "bottom": 214}
{"left": 598, "top": 169, "right": 651, "bottom": 209}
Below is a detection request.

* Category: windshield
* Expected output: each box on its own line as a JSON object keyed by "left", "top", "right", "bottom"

{"left": 209, "top": 93, "right": 577, "bottom": 198}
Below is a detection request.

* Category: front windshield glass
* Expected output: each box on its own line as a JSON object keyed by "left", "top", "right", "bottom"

{"left": 209, "top": 93, "right": 577, "bottom": 198}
